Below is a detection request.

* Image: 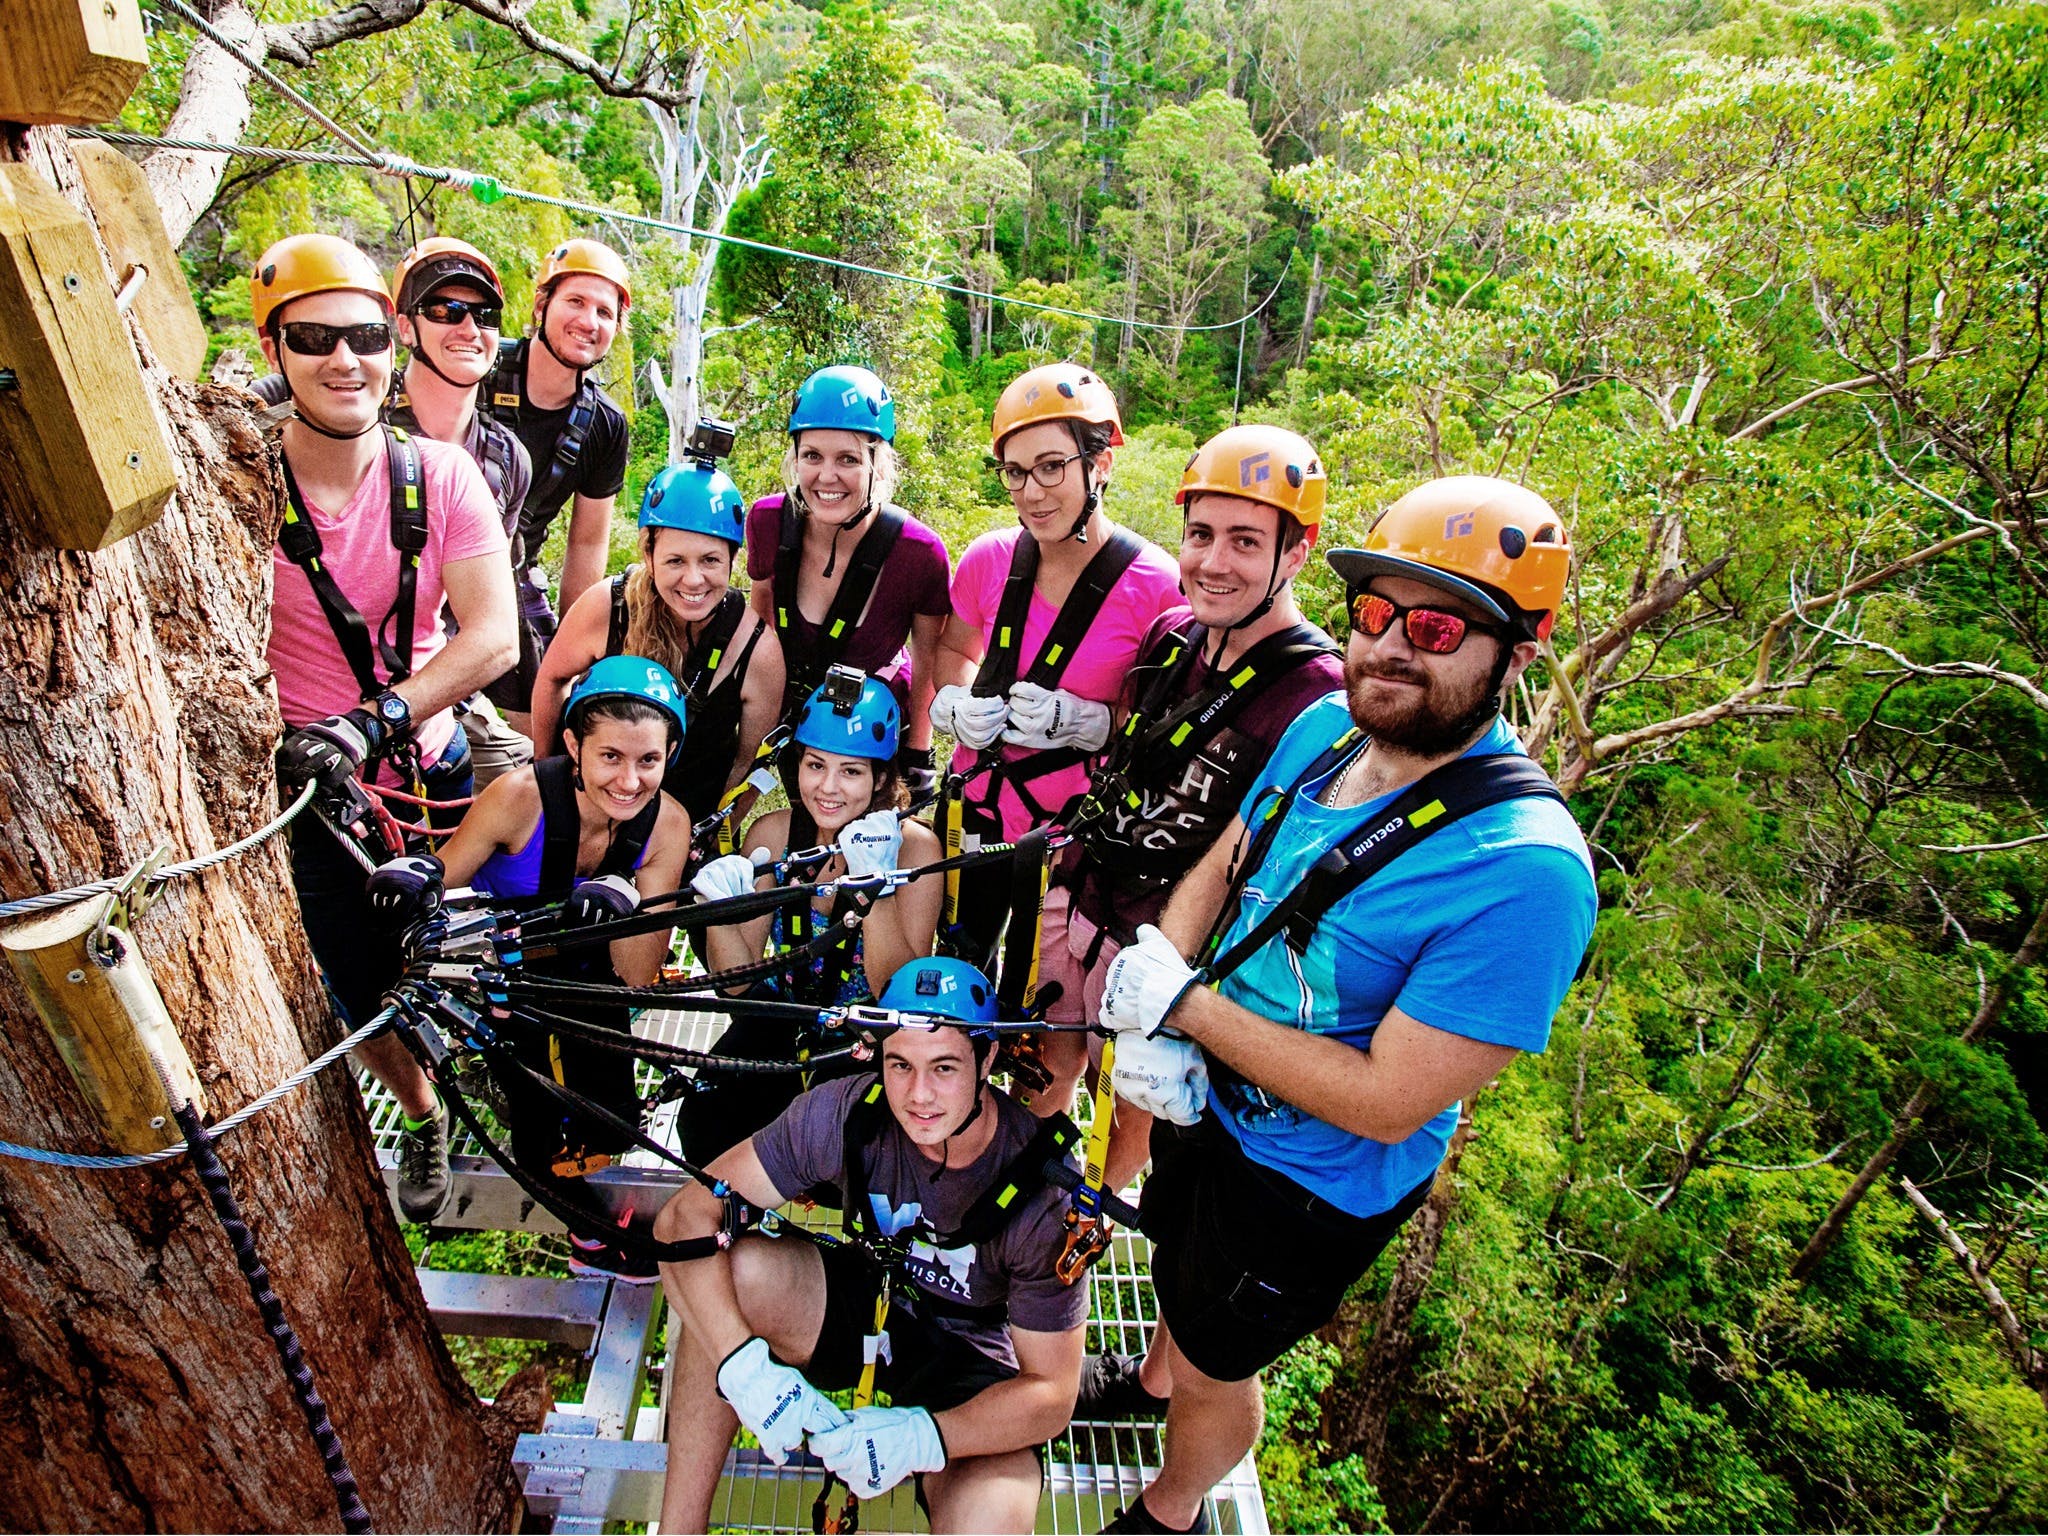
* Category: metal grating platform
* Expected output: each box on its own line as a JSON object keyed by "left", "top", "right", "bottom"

{"left": 365, "top": 1003, "right": 1269, "bottom": 1534}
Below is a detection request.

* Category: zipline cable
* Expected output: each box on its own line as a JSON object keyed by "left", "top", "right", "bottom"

{"left": 0, "top": 782, "right": 318, "bottom": 922}
{"left": 81, "top": 19, "right": 1289, "bottom": 339}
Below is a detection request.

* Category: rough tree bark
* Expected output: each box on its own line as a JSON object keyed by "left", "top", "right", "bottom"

{"left": 0, "top": 125, "right": 528, "bottom": 1531}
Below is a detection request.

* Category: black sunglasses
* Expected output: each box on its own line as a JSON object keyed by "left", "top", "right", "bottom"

{"left": 415, "top": 297, "right": 503, "bottom": 329}
{"left": 278, "top": 320, "right": 394, "bottom": 357}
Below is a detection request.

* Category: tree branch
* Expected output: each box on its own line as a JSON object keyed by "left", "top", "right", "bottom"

{"left": 1899, "top": 1176, "right": 2047, "bottom": 1407}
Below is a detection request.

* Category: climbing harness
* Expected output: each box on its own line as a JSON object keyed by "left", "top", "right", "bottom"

{"left": 276, "top": 427, "right": 429, "bottom": 704}
{"left": 772, "top": 500, "right": 908, "bottom": 706}
{"left": 485, "top": 336, "right": 605, "bottom": 555}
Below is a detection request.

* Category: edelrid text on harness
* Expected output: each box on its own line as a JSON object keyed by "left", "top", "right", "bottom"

{"left": 277, "top": 426, "right": 429, "bottom": 702}
{"left": 1202, "top": 730, "right": 1566, "bottom": 981}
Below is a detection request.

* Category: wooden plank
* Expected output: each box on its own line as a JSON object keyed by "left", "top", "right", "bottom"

{"left": 70, "top": 141, "right": 209, "bottom": 381}
{"left": 1, "top": 892, "right": 207, "bottom": 1154}
{"left": 0, "top": 0, "right": 148, "bottom": 127}
{"left": 0, "top": 163, "right": 175, "bottom": 550}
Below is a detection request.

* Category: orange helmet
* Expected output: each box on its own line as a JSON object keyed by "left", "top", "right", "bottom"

{"left": 1327, "top": 476, "right": 1571, "bottom": 640}
{"left": 537, "top": 238, "right": 632, "bottom": 311}
{"left": 1177, "top": 424, "right": 1326, "bottom": 533}
{"left": 991, "top": 363, "right": 1124, "bottom": 452}
{"left": 250, "top": 234, "right": 390, "bottom": 334}
{"left": 393, "top": 236, "right": 504, "bottom": 313}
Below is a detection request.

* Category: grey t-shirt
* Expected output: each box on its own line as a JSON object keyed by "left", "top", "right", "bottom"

{"left": 753, "top": 1075, "right": 1090, "bottom": 1364}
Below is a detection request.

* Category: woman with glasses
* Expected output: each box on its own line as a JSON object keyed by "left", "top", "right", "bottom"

{"left": 929, "top": 362, "right": 1183, "bottom": 1118}
{"left": 252, "top": 232, "right": 519, "bottom": 1224}
{"left": 744, "top": 366, "right": 953, "bottom": 799}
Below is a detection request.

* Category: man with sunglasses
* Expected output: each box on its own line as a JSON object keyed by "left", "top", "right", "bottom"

{"left": 1091, "top": 476, "right": 1596, "bottom": 1535}
{"left": 254, "top": 237, "right": 537, "bottom": 785}
{"left": 251, "top": 233, "right": 518, "bottom": 1224}
{"left": 484, "top": 238, "right": 633, "bottom": 739}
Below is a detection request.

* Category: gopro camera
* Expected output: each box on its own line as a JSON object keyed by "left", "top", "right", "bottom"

{"left": 685, "top": 415, "right": 737, "bottom": 464}
{"left": 820, "top": 663, "right": 865, "bottom": 713}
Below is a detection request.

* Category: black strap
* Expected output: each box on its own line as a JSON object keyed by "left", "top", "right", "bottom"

{"left": 996, "top": 828, "right": 1053, "bottom": 1015}
{"left": 606, "top": 572, "right": 629, "bottom": 658}
{"left": 492, "top": 338, "right": 600, "bottom": 559}
{"left": 678, "top": 589, "right": 748, "bottom": 703}
{"left": 534, "top": 754, "right": 661, "bottom": 898}
{"left": 1204, "top": 745, "right": 1565, "bottom": 982}
{"left": 972, "top": 528, "right": 1145, "bottom": 699}
{"left": 774, "top": 502, "right": 908, "bottom": 697}
{"left": 276, "top": 427, "right": 427, "bottom": 701}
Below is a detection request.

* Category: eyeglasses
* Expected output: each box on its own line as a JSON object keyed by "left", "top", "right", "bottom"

{"left": 991, "top": 452, "right": 1084, "bottom": 491}
{"left": 415, "top": 297, "right": 503, "bottom": 329}
{"left": 278, "top": 320, "right": 393, "bottom": 357}
{"left": 1348, "top": 589, "right": 1508, "bottom": 654}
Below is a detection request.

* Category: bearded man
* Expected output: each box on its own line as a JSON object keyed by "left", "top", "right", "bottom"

{"left": 1091, "top": 477, "right": 1598, "bottom": 1534}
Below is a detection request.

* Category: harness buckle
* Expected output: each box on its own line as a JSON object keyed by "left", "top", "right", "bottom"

{"left": 1055, "top": 1208, "right": 1111, "bottom": 1285}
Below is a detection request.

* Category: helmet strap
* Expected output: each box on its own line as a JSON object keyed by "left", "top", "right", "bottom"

{"left": 535, "top": 292, "right": 590, "bottom": 385}
{"left": 403, "top": 317, "right": 474, "bottom": 391}
{"left": 1065, "top": 421, "right": 1098, "bottom": 544}
{"left": 1204, "top": 540, "right": 1286, "bottom": 669}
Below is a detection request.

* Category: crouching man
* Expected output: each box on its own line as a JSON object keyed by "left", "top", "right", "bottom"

{"left": 653, "top": 957, "right": 1088, "bottom": 1533}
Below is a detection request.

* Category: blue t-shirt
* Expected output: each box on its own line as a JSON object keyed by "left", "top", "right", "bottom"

{"left": 1210, "top": 696, "right": 1596, "bottom": 1217}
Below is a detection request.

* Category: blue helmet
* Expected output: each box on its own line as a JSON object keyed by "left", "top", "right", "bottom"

{"left": 640, "top": 460, "right": 746, "bottom": 545}
{"left": 789, "top": 365, "right": 896, "bottom": 443}
{"left": 565, "top": 656, "right": 688, "bottom": 751}
{"left": 792, "top": 668, "right": 899, "bottom": 761}
{"left": 878, "top": 956, "right": 1000, "bottom": 1027}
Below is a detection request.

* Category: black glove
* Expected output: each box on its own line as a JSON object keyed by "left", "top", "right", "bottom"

{"left": 565, "top": 873, "right": 639, "bottom": 926}
{"left": 898, "top": 744, "right": 939, "bottom": 804}
{"left": 367, "top": 853, "right": 445, "bottom": 930}
{"left": 276, "top": 708, "right": 388, "bottom": 793}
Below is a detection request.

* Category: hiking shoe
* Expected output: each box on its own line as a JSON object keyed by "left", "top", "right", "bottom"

{"left": 395, "top": 1095, "right": 454, "bottom": 1223}
{"left": 449, "top": 1055, "right": 510, "bottom": 1126}
{"left": 1076, "top": 1352, "right": 1170, "bottom": 1420}
{"left": 568, "top": 1234, "right": 661, "bottom": 1284}
{"left": 1101, "top": 1494, "right": 1209, "bottom": 1534}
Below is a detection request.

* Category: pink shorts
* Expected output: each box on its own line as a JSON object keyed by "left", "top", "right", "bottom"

{"left": 1037, "top": 885, "right": 1123, "bottom": 1026}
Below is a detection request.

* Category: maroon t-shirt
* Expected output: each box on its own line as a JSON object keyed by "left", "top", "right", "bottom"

{"left": 745, "top": 494, "right": 952, "bottom": 711}
{"left": 752, "top": 1075, "right": 1088, "bottom": 1366}
{"left": 1075, "top": 608, "right": 1345, "bottom": 940}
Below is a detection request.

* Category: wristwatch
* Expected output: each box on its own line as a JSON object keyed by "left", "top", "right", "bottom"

{"left": 370, "top": 689, "right": 413, "bottom": 741}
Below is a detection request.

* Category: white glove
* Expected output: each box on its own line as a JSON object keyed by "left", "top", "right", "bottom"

{"left": 1111, "top": 1030, "right": 1211, "bottom": 1127}
{"left": 1002, "top": 681, "right": 1111, "bottom": 752}
{"left": 839, "top": 809, "right": 902, "bottom": 879}
{"left": 931, "top": 684, "right": 1009, "bottom": 750}
{"left": 810, "top": 1405, "right": 947, "bottom": 1497}
{"left": 714, "top": 1337, "right": 849, "bottom": 1466}
{"left": 692, "top": 852, "right": 759, "bottom": 904}
{"left": 1099, "top": 925, "right": 1200, "bottom": 1039}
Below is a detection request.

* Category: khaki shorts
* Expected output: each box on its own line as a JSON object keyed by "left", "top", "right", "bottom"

{"left": 460, "top": 696, "right": 535, "bottom": 790}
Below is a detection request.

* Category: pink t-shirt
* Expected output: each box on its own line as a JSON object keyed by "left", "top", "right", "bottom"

{"left": 268, "top": 434, "right": 508, "bottom": 767}
{"left": 948, "top": 525, "right": 1183, "bottom": 841}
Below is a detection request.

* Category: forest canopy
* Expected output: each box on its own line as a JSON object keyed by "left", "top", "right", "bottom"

{"left": 124, "top": 0, "right": 2048, "bottom": 1527}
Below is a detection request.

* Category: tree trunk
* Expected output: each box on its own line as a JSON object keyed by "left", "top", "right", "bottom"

{"left": 0, "top": 125, "right": 525, "bottom": 1532}
{"left": 1322, "top": 1100, "right": 1480, "bottom": 1482}
{"left": 1791, "top": 895, "right": 2048, "bottom": 1281}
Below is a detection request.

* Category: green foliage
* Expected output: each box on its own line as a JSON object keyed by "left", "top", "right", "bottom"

{"left": 143, "top": 1, "right": 2048, "bottom": 1526}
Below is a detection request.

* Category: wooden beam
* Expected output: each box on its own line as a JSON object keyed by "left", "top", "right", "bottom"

{"left": 0, "top": 0, "right": 148, "bottom": 127}
{"left": 0, "top": 163, "right": 175, "bottom": 550}
{"left": 1, "top": 892, "right": 207, "bottom": 1155}
{"left": 70, "top": 141, "right": 209, "bottom": 380}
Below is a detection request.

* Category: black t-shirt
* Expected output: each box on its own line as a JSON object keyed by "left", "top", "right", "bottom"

{"left": 493, "top": 340, "right": 629, "bottom": 564}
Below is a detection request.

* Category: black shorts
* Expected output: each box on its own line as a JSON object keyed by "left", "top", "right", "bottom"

{"left": 1142, "top": 1114, "right": 1433, "bottom": 1383}
{"left": 802, "top": 1240, "right": 1017, "bottom": 1415}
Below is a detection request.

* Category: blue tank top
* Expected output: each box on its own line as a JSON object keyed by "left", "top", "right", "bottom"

{"left": 472, "top": 800, "right": 650, "bottom": 898}
{"left": 769, "top": 899, "right": 870, "bottom": 1007}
